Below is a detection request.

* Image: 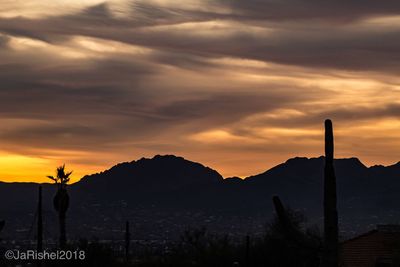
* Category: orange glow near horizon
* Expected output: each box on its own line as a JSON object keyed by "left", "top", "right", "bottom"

{"left": 2, "top": 125, "right": 400, "bottom": 183}
{"left": 2, "top": 2, "right": 400, "bottom": 183}
{"left": 0, "top": 153, "right": 100, "bottom": 183}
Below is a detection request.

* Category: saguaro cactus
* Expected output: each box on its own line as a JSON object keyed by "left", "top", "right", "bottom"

{"left": 322, "top": 119, "right": 339, "bottom": 267}
{"left": 47, "top": 164, "right": 72, "bottom": 249}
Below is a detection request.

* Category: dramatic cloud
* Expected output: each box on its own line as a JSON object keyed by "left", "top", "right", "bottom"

{"left": 2, "top": 3, "right": 400, "bottom": 73}
{"left": 1, "top": 0, "right": 400, "bottom": 181}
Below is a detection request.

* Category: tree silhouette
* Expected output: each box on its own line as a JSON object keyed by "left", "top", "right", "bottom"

{"left": 47, "top": 164, "right": 72, "bottom": 249}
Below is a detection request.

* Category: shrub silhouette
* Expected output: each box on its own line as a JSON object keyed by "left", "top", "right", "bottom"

{"left": 143, "top": 227, "right": 237, "bottom": 267}
{"left": 47, "top": 164, "right": 72, "bottom": 249}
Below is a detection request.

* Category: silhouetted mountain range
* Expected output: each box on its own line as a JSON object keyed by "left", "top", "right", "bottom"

{"left": 1, "top": 155, "right": 399, "bottom": 239}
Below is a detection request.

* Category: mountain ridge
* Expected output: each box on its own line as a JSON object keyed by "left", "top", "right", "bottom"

{"left": 1, "top": 154, "right": 399, "bottom": 240}
{"left": 1, "top": 154, "right": 399, "bottom": 185}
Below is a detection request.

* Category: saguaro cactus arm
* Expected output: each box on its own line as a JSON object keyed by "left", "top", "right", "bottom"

{"left": 272, "top": 195, "right": 291, "bottom": 231}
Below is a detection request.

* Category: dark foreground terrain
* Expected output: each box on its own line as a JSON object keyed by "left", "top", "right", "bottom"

{"left": 0, "top": 155, "right": 400, "bottom": 266}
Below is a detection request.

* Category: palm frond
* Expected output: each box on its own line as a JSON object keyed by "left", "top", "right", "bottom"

{"left": 47, "top": 175, "right": 57, "bottom": 182}
{"left": 48, "top": 164, "right": 73, "bottom": 185}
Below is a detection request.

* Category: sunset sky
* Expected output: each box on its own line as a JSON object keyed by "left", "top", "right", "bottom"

{"left": 1, "top": 0, "right": 400, "bottom": 183}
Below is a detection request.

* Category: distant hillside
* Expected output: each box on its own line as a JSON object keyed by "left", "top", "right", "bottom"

{"left": 77, "top": 154, "right": 222, "bottom": 194}
{"left": 244, "top": 156, "right": 400, "bottom": 219}
{"left": 0, "top": 154, "right": 399, "bottom": 239}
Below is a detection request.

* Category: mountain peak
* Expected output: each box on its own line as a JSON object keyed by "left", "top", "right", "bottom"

{"left": 153, "top": 154, "right": 184, "bottom": 160}
{"left": 284, "top": 156, "right": 366, "bottom": 168}
{"left": 334, "top": 157, "right": 367, "bottom": 170}
{"left": 245, "top": 155, "right": 368, "bottom": 184}
{"left": 285, "top": 156, "right": 315, "bottom": 163}
{"left": 77, "top": 154, "right": 223, "bottom": 193}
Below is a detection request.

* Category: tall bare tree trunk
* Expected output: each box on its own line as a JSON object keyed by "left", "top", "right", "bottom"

{"left": 54, "top": 188, "right": 69, "bottom": 249}
{"left": 37, "top": 186, "right": 43, "bottom": 267}
{"left": 59, "top": 210, "right": 66, "bottom": 249}
{"left": 37, "top": 186, "right": 43, "bottom": 252}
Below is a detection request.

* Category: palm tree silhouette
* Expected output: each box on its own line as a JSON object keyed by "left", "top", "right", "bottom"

{"left": 47, "top": 164, "right": 72, "bottom": 249}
